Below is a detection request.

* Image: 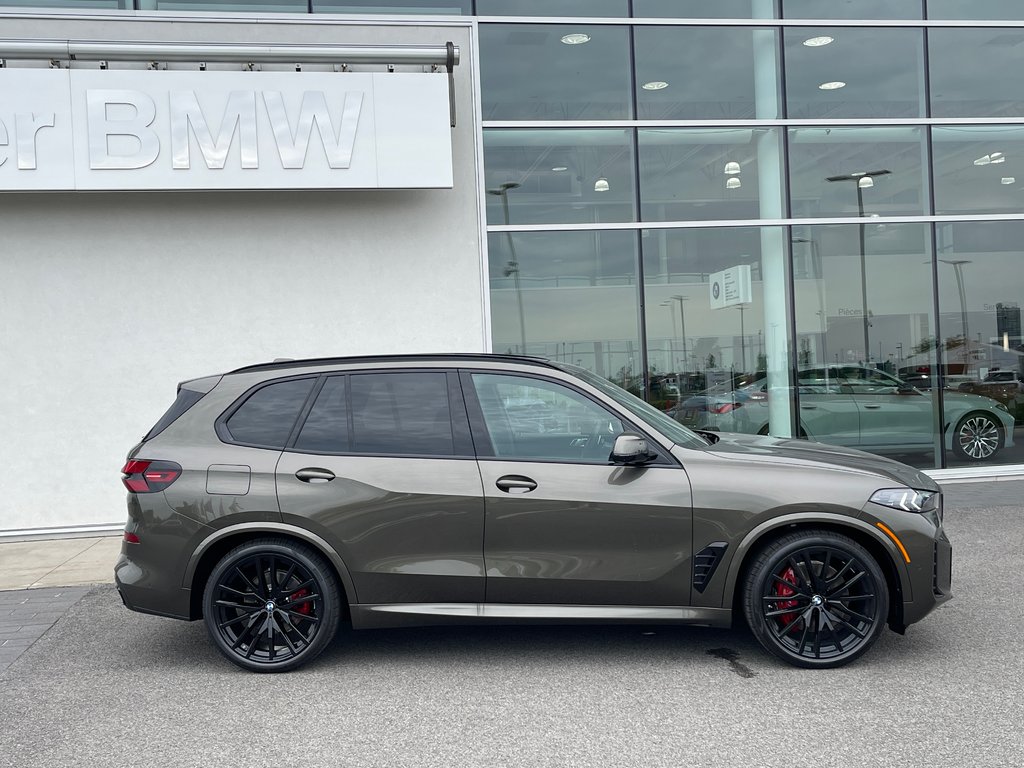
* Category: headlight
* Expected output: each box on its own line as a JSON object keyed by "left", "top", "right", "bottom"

{"left": 870, "top": 488, "right": 938, "bottom": 512}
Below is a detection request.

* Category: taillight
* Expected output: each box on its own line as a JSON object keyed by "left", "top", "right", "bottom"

{"left": 710, "top": 402, "right": 742, "bottom": 414}
{"left": 121, "top": 460, "right": 182, "bottom": 493}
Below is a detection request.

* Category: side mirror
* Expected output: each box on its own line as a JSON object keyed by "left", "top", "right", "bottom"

{"left": 609, "top": 433, "right": 655, "bottom": 465}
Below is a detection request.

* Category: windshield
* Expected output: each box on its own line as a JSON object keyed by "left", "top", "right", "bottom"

{"left": 555, "top": 363, "right": 709, "bottom": 450}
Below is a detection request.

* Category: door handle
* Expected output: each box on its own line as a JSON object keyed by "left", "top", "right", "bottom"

{"left": 495, "top": 475, "right": 537, "bottom": 494}
{"left": 800, "top": 404, "right": 817, "bottom": 410}
{"left": 863, "top": 404, "right": 882, "bottom": 409}
{"left": 295, "top": 467, "right": 336, "bottom": 483}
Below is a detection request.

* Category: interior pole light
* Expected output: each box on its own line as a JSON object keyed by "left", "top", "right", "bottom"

{"left": 726, "top": 177, "right": 741, "bottom": 189}
{"left": 594, "top": 177, "right": 610, "bottom": 192}
{"left": 724, "top": 161, "right": 741, "bottom": 175}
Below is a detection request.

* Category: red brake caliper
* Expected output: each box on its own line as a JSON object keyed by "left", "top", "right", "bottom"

{"left": 774, "top": 566, "right": 799, "bottom": 627}
{"left": 289, "top": 588, "right": 312, "bottom": 616}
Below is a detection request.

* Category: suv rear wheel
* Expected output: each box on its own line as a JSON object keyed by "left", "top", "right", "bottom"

{"left": 743, "top": 530, "right": 888, "bottom": 669}
{"left": 202, "top": 537, "right": 341, "bottom": 672}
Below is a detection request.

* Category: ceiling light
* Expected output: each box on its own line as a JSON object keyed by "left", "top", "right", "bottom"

{"left": 726, "top": 177, "right": 741, "bottom": 189}
{"left": 803, "top": 36, "right": 835, "bottom": 47}
{"left": 990, "top": 151, "right": 1004, "bottom": 160}
{"left": 1002, "top": 177, "right": 1016, "bottom": 184}
{"left": 642, "top": 81, "right": 669, "bottom": 90}
{"left": 594, "top": 177, "right": 609, "bottom": 192}
{"left": 858, "top": 176, "right": 874, "bottom": 189}
{"left": 560, "top": 33, "right": 591, "bottom": 45}
{"left": 991, "top": 155, "right": 1006, "bottom": 164}
{"left": 724, "top": 161, "right": 741, "bottom": 175}
{"left": 551, "top": 166, "right": 568, "bottom": 172}
{"left": 818, "top": 81, "right": 846, "bottom": 90}
{"left": 974, "top": 154, "right": 992, "bottom": 166}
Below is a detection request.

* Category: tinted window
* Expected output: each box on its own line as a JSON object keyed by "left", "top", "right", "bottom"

{"left": 349, "top": 373, "right": 455, "bottom": 456}
{"left": 225, "top": 378, "right": 315, "bottom": 448}
{"left": 471, "top": 373, "right": 624, "bottom": 462}
{"left": 294, "top": 377, "right": 349, "bottom": 453}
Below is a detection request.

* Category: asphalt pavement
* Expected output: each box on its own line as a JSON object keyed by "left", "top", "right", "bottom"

{"left": 0, "top": 481, "right": 1022, "bottom": 768}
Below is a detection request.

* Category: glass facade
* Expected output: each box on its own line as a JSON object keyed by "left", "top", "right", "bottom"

{"left": 16, "top": 1, "right": 1024, "bottom": 470}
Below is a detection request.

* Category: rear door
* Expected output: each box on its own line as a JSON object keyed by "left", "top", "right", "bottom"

{"left": 463, "top": 370, "right": 693, "bottom": 607}
{"left": 275, "top": 370, "right": 485, "bottom": 605}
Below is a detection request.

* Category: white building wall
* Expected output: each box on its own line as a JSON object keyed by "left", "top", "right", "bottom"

{"left": 0, "top": 12, "right": 485, "bottom": 533}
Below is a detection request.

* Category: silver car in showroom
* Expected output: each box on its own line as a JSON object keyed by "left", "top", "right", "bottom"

{"left": 685, "top": 365, "right": 1015, "bottom": 462}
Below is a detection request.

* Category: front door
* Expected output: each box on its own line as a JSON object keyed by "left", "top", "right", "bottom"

{"left": 463, "top": 371, "right": 693, "bottom": 607}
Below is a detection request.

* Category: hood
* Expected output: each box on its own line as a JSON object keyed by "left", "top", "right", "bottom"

{"left": 700, "top": 432, "right": 939, "bottom": 491}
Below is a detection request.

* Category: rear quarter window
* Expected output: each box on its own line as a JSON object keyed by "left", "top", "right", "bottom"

{"left": 223, "top": 377, "right": 316, "bottom": 448}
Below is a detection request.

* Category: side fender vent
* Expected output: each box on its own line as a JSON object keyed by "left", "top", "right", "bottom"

{"left": 693, "top": 542, "right": 729, "bottom": 593}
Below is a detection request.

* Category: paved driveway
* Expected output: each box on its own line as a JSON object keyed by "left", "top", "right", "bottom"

{"left": 0, "top": 482, "right": 1021, "bottom": 768}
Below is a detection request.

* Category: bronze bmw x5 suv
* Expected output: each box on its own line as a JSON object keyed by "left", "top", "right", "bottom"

{"left": 116, "top": 354, "right": 952, "bottom": 672}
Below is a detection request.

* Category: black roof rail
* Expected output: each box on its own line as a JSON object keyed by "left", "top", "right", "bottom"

{"left": 228, "top": 353, "right": 559, "bottom": 375}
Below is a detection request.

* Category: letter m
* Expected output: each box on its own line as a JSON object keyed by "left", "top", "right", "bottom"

{"left": 170, "top": 90, "right": 258, "bottom": 170}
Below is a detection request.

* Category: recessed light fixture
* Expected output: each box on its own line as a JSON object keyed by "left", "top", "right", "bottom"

{"left": 818, "top": 81, "right": 846, "bottom": 90}
{"left": 803, "top": 36, "right": 835, "bottom": 47}
{"left": 551, "top": 166, "right": 568, "bottom": 172}
{"left": 594, "top": 177, "right": 609, "bottom": 192}
{"left": 1002, "top": 177, "right": 1016, "bottom": 184}
{"left": 726, "top": 177, "right": 741, "bottom": 190}
{"left": 642, "top": 81, "right": 669, "bottom": 90}
{"left": 724, "top": 161, "right": 741, "bottom": 175}
{"left": 560, "top": 33, "right": 591, "bottom": 45}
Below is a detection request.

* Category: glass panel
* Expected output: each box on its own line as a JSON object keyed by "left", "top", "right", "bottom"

{"left": 0, "top": 0, "right": 129, "bottom": 6}
{"left": 639, "top": 128, "right": 782, "bottom": 222}
{"left": 928, "top": 0, "right": 1024, "bottom": 19}
{"left": 295, "top": 377, "right": 350, "bottom": 454}
{"left": 471, "top": 373, "right": 624, "bottom": 462}
{"left": 783, "top": 27, "right": 924, "bottom": 119}
{"left": 633, "top": 0, "right": 776, "bottom": 18}
{"left": 781, "top": 0, "right": 922, "bottom": 18}
{"left": 483, "top": 129, "right": 636, "bottom": 225}
{"left": 226, "top": 378, "right": 316, "bottom": 448}
{"left": 488, "top": 230, "right": 642, "bottom": 394}
{"left": 788, "top": 127, "right": 927, "bottom": 217}
{"left": 311, "top": 0, "right": 470, "bottom": 12}
{"left": 930, "top": 29, "right": 1024, "bottom": 118}
{"left": 933, "top": 125, "right": 1024, "bottom": 214}
{"left": 140, "top": 0, "right": 305, "bottom": 9}
{"left": 935, "top": 222, "right": 1024, "bottom": 467}
{"left": 643, "top": 227, "right": 794, "bottom": 440}
{"left": 477, "top": 0, "right": 628, "bottom": 16}
{"left": 349, "top": 373, "right": 454, "bottom": 456}
{"left": 634, "top": 26, "right": 779, "bottom": 120}
{"left": 479, "top": 24, "right": 632, "bottom": 120}
{"left": 791, "top": 224, "right": 939, "bottom": 469}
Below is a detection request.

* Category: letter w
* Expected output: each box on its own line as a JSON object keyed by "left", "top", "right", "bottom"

{"left": 263, "top": 91, "right": 362, "bottom": 169}
{"left": 170, "top": 90, "right": 258, "bottom": 170}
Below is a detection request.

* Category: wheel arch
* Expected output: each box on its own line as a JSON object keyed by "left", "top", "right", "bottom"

{"left": 183, "top": 522, "right": 357, "bottom": 621}
{"left": 723, "top": 513, "right": 909, "bottom": 633}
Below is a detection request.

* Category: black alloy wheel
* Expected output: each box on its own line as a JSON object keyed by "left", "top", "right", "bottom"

{"left": 952, "top": 412, "right": 1002, "bottom": 461}
{"left": 744, "top": 530, "right": 888, "bottom": 669}
{"left": 202, "top": 538, "right": 341, "bottom": 672}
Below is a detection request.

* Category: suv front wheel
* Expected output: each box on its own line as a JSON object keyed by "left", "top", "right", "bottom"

{"left": 202, "top": 537, "right": 342, "bottom": 672}
{"left": 743, "top": 530, "right": 888, "bottom": 669}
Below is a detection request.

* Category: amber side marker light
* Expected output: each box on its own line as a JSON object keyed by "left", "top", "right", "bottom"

{"left": 876, "top": 522, "right": 911, "bottom": 563}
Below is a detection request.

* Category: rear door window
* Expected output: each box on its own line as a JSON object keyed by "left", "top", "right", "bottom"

{"left": 294, "top": 372, "right": 458, "bottom": 457}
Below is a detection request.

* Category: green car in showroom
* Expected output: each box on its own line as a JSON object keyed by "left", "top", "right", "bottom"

{"left": 116, "top": 355, "right": 951, "bottom": 673}
{"left": 681, "top": 365, "right": 1014, "bottom": 462}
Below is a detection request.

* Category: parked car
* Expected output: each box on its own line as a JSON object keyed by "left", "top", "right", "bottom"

{"left": 117, "top": 354, "right": 951, "bottom": 672}
{"left": 957, "top": 370, "right": 1024, "bottom": 418}
{"left": 688, "top": 365, "right": 1015, "bottom": 462}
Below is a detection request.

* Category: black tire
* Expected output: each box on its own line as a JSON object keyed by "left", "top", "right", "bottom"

{"left": 743, "top": 530, "right": 888, "bottom": 669}
{"left": 952, "top": 411, "right": 1003, "bottom": 462}
{"left": 202, "top": 537, "right": 342, "bottom": 673}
